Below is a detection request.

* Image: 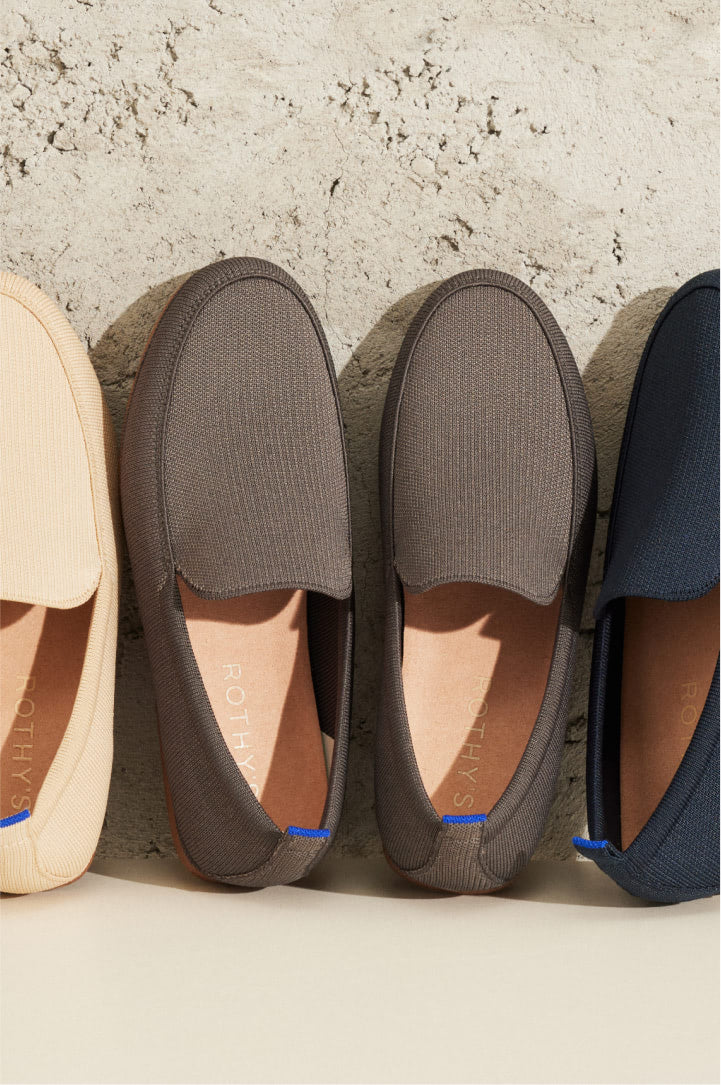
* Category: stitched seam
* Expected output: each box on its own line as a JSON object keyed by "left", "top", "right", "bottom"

{"left": 175, "top": 569, "right": 352, "bottom": 600}
{"left": 397, "top": 569, "right": 561, "bottom": 606}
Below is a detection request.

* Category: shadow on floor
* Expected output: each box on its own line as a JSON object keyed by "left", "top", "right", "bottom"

{"left": 90, "top": 853, "right": 668, "bottom": 909}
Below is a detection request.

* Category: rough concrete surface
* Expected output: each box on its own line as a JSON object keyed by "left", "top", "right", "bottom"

{"left": 1, "top": 1, "right": 718, "bottom": 862}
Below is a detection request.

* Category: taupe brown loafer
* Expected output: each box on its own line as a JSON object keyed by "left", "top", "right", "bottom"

{"left": 121, "top": 258, "right": 353, "bottom": 887}
{"left": 376, "top": 269, "right": 596, "bottom": 893}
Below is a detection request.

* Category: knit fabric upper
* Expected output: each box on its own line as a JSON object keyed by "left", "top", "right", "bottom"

{"left": 580, "top": 270, "right": 720, "bottom": 903}
{"left": 0, "top": 282, "right": 101, "bottom": 609}
{"left": 581, "top": 653, "right": 719, "bottom": 904}
{"left": 377, "top": 269, "right": 597, "bottom": 892}
{"left": 595, "top": 271, "right": 720, "bottom": 612}
{"left": 392, "top": 277, "right": 573, "bottom": 605}
{"left": 120, "top": 258, "right": 353, "bottom": 887}
{"left": 0, "top": 272, "right": 120, "bottom": 895}
{"left": 164, "top": 273, "right": 352, "bottom": 601}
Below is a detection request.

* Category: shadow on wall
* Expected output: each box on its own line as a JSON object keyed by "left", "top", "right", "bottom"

{"left": 90, "top": 273, "right": 191, "bottom": 860}
{"left": 90, "top": 273, "right": 191, "bottom": 430}
{"left": 539, "top": 284, "right": 675, "bottom": 860}
{"left": 335, "top": 281, "right": 438, "bottom": 850}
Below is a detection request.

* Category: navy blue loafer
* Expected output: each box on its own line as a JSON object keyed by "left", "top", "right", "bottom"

{"left": 575, "top": 270, "right": 720, "bottom": 903}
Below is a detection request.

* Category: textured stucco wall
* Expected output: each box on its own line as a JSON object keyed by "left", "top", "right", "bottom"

{"left": 2, "top": 1, "right": 718, "bottom": 861}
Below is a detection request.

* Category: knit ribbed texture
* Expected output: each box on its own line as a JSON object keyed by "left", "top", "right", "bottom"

{"left": 393, "top": 282, "right": 572, "bottom": 604}
{"left": 377, "top": 269, "right": 596, "bottom": 892}
{"left": 0, "top": 284, "right": 101, "bottom": 608}
{"left": 582, "top": 270, "right": 720, "bottom": 903}
{"left": 0, "top": 272, "right": 119, "bottom": 895}
{"left": 596, "top": 272, "right": 720, "bottom": 612}
{"left": 164, "top": 275, "right": 352, "bottom": 600}
{"left": 120, "top": 258, "right": 353, "bottom": 887}
{"left": 200, "top": 828, "right": 330, "bottom": 889}
{"left": 583, "top": 658, "right": 719, "bottom": 903}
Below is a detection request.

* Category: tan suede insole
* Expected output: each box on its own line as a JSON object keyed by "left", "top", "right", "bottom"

{"left": 0, "top": 599, "right": 92, "bottom": 821}
{"left": 178, "top": 579, "right": 328, "bottom": 831}
{"left": 619, "top": 585, "right": 719, "bottom": 849}
{"left": 403, "top": 583, "right": 561, "bottom": 818}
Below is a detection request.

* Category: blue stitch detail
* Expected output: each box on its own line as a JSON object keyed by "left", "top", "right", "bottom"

{"left": 0, "top": 809, "right": 30, "bottom": 828}
{"left": 287, "top": 826, "right": 331, "bottom": 838}
{"left": 442, "top": 814, "right": 487, "bottom": 824}
{"left": 572, "top": 836, "right": 608, "bottom": 850}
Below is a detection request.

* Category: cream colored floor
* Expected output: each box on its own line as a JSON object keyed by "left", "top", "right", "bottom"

{"left": 1, "top": 856, "right": 718, "bottom": 1084}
